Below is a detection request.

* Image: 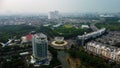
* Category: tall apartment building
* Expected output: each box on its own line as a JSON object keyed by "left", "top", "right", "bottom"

{"left": 48, "top": 10, "right": 60, "bottom": 20}
{"left": 32, "top": 33, "right": 48, "bottom": 64}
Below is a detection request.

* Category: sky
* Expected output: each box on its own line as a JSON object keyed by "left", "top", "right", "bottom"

{"left": 0, "top": 0, "right": 120, "bottom": 14}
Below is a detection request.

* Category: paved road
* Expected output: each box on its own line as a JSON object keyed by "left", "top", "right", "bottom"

{"left": 90, "top": 22, "right": 98, "bottom": 31}
{"left": 57, "top": 51, "right": 71, "bottom": 68}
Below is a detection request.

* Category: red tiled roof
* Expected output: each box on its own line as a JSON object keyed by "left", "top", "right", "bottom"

{"left": 26, "top": 34, "right": 33, "bottom": 41}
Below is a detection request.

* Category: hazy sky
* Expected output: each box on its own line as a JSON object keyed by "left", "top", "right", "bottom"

{"left": 0, "top": 0, "right": 120, "bottom": 14}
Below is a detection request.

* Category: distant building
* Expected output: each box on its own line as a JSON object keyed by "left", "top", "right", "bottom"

{"left": 81, "top": 25, "right": 89, "bottom": 29}
{"left": 19, "top": 52, "right": 29, "bottom": 56}
{"left": 21, "top": 36, "right": 27, "bottom": 43}
{"left": 48, "top": 11, "right": 60, "bottom": 20}
{"left": 100, "top": 14, "right": 115, "bottom": 18}
{"left": 99, "top": 14, "right": 119, "bottom": 22}
{"left": 43, "top": 24, "right": 51, "bottom": 27}
{"left": 26, "top": 34, "right": 33, "bottom": 41}
{"left": 21, "top": 31, "right": 36, "bottom": 43}
{"left": 53, "top": 23, "right": 62, "bottom": 28}
{"left": 21, "top": 34, "right": 33, "bottom": 43}
{"left": 31, "top": 33, "right": 49, "bottom": 65}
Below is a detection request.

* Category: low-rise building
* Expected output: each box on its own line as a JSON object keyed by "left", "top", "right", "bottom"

{"left": 77, "top": 28, "right": 106, "bottom": 45}
{"left": 86, "top": 42, "right": 120, "bottom": 62}
{"left": 81, "top": 25, "right": 89, "bottom": 29}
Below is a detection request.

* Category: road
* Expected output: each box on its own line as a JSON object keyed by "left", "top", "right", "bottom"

{"left": 57, "top": 51, "right": 71, "bottom": 68}
{"left": 90, "top": 22, "right": 98, "bottom": 31}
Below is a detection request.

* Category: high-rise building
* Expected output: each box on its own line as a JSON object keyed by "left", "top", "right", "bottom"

{"left": 32, "top": 33, "right": 48, "bottom": 64}
{"left": 48, "top": 10, "right": 59, "bottom": 19}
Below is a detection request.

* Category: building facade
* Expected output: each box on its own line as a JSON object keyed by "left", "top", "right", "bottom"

{"left": 32, "top": 33, "right": 48, "bottom": 63}
{"left": 77, "top": 28, "right": 106, "bottom": 45}
{"left": 86, "top": 42, "right": 120, "bottom": 62}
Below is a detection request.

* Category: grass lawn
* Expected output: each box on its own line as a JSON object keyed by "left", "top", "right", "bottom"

{"left": 64, "top": 24, "right": 73, "bottom": 28}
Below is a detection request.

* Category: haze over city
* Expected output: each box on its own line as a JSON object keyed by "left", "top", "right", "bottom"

{"left": 0, "top": 0, "right": 120, "bottom": 68}
{"left": 0, "top": 0, "right": 120, "bottom": 14}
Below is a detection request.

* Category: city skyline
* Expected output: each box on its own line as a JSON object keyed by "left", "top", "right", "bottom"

{"left": 0, "top": 0, "right": 120, "bottom": 14}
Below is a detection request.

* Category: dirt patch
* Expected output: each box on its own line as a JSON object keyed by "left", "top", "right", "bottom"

{"left": 67, "top": 56, "right": 80, "bottom": 68}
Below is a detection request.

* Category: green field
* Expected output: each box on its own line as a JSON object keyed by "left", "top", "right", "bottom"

{"left": 96, "top": 22, "right": 120, "bottom": 31}
{"left": 52, "top": 26, "right": 92, "bottom": 39}
{"left": 64, "top": 24, "right": 73, "bottom": 28}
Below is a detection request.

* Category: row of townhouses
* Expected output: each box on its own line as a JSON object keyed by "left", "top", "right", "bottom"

{"left": 77, "top": 28, "right": 106, "bottom": 45}
{"left": 86, "top": 42, "right": 120, "bottom": 62}
{"left": 78, "top": 28, "right": 106, "bottom": 40}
